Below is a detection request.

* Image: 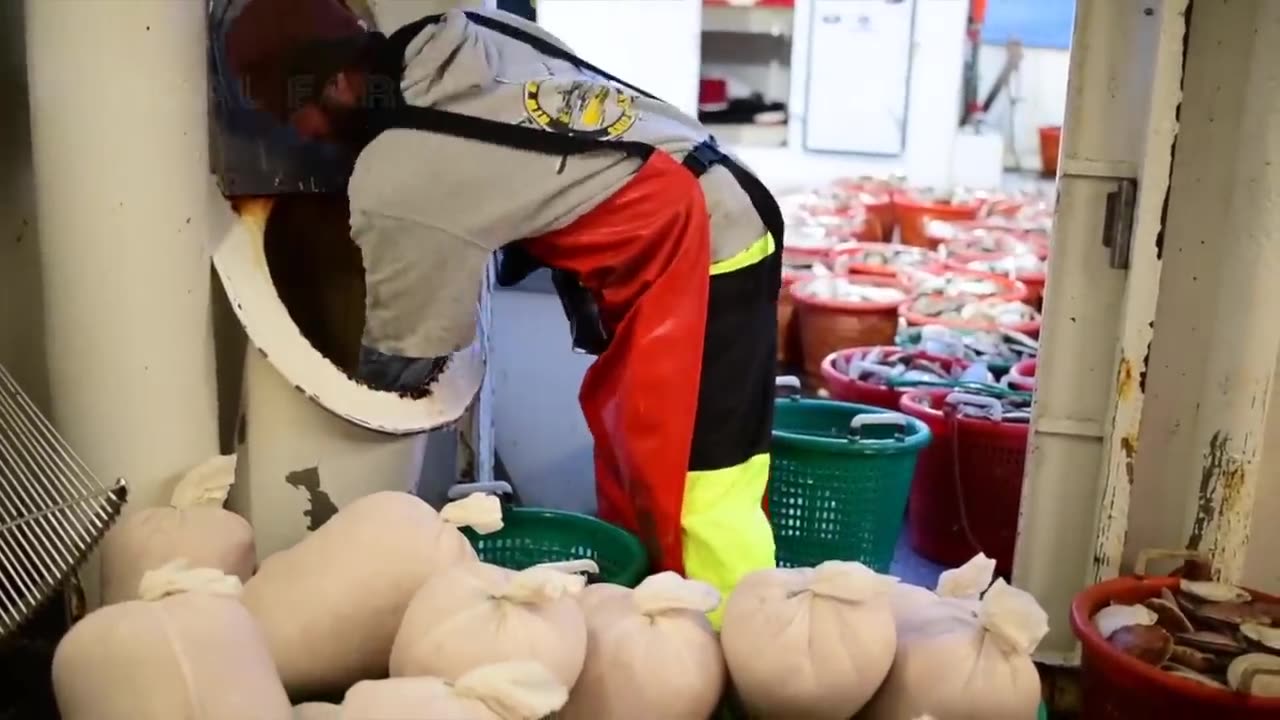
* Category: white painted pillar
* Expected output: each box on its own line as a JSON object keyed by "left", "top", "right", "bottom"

{"left": 1178, "top": 1, "right": 1280, "bottom": 582}
{"left": 215, "top": 0, "right": 493, "bottom": 556}
{"left": 24, "top": 0, "right": 222, "bottom": 510}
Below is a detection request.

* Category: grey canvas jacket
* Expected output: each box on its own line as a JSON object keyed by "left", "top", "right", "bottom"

{"left": 348, "top": 9, "right": 766, "bottom": 374}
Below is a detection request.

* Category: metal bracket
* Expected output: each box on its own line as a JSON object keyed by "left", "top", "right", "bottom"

{"left": 1101, "top": 178, "right": 1138, "bottom": 269}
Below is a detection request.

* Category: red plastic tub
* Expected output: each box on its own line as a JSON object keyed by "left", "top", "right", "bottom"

{"left": 790, "top": 274, "right": 908, "bottom": 383}
{"left": 900, "top": 295, "right": 1042, "bottom": 338}
{"left": 833, "top": 177, "right": 896, "bottom": 242}
{"left": 777, "top": 269, "right": 809, "bottom": 367}
{"left": 944, "top": 227, "right": 1049, "bottom": 305}
{"left": 943, "top": 226, "right": 1049, "bottom": 262}
{"left": 946, "top": 257, "right": 1047, "bottom": 308}
{"left": 782, "top": 244, "right": 831, "bottom": 270}
{"left": 828, "top": 241, "right": 941, "bottom": 279}
{"left": 893, "top": 190, "right": 984, "bottom": 249}
{"left": 899, "top": 389, "right": 1029, "bottom": 576}
{"left": 1039, "top": 125, "right": 1062, "bottom": 177}
{"left": 1071, "top": 575, "right": 1280, "bottom": 719}
{"left": 820, "top": 346, "right": 968, "bottom": 410}
{"left": 1006, "top": 358, "right": 1037, "bottom": 392}
{"left": 898, "top": 267, "right": 1030, "bottom": 304}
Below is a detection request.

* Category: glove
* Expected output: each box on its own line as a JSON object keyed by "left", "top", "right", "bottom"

{"left": 356, "top": 346, "right": 449, "bottom": 397}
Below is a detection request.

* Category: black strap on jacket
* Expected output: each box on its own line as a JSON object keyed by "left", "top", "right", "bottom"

{"left": 360, "top": 11, "right": 785, "bottom": 354}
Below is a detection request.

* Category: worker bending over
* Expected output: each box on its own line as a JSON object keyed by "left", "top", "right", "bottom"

{"left": 226, "top": 0, "right": 783, "bottom": 617}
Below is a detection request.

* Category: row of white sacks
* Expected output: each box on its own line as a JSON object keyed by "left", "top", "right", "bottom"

{"left": 55, "top": 455, "right": 1051, "bottom": 720}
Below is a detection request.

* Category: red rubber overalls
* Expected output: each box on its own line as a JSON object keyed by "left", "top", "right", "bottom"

{"left": 363, "top": 12, "right": 784, "bottom": 610}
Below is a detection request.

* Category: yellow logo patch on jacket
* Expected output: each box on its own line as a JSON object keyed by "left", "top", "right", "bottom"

{"left": 523, "top": 79, "right": 638, "bottom": 140}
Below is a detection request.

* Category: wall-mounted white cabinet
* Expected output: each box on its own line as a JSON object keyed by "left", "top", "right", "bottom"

{"left": 803, "top": 0, "right": 917, "bottom": 155}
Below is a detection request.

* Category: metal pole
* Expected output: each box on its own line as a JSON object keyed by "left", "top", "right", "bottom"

{"left": 1181, "top": 1, "right": 1280, "bottom": 581}
{"left": 25, "top": 0, "right": 223, "bottom": 608}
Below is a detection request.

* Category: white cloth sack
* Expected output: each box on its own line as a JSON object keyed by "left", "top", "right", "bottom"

{"left": 242, "top": 491, "right": 502, "bottom": 698}
{"left": 560, "top": 572, "right": 726, "bottom": 720}
{"left": 293, "top": 703, "right": 340, "bottom": 720}
{"left": 391, "top": 563, "right": 588, "bottom": 687}
{"left": 343, "top": 662, "right": 568, "bottom": 720}
{"left": 720, "top": 561, "right": 899, "bottom": 720}
{"left": 890, "top": 553, "right": 996, "bottom": 625}
{"left": 862, "top": 579, "right": 1049, "bottom": 720}
{"left": 53, "top": 563, "right": 291, "bottom": 720}
{"left": 100, "top": 454, "right": 255, "bottom": 605}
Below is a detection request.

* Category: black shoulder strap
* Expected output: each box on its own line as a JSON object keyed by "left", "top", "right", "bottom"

{"left": 372, "top": 13, "right": 660, "bottom": 159}
{"left": 366, "top": 103, "right": 657, "bottom": 161}
{"left": 386, "top": 12, "right": 662, "bottom": 102}
{"left": 460, "top": 12, "right": 663, "bottom": 102}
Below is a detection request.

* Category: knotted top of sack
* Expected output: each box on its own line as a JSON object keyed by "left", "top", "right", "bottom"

{"left": 440, "top": 493, "right": 504, "bottom": 535}
{"left": 979, "top": 579, "right": 1050, "bottom": 656}
{"left": 169, "top": 454, "right": 238, "bottom": 509}
{"left": 138, "top": 559, "right": 243, "bottom": 601}
{"left": 799, "top": 561, "right": 898, "bottom": 603}
{"left": 633, "top": 571, "right": 721, "bottom": 616}
{"left": 493, "top": 566, "right": 586, "bottom": 604}
{"left": 935, "top": 553, "right": 996, "bottom": 600}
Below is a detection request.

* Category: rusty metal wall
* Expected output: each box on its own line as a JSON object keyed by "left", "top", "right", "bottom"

{"left": 1126, "top": 0, "right": 1280, "bottom": 587}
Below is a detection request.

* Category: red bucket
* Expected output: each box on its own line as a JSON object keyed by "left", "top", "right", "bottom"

{"left": 900, "top": 295, "right": 1042, "bottom": 338}
{"left": 777, "top": 272, "right": 803, "bottom": 367}
{"left": 945, "top": 258, "right": 1047, "bottom": 308}
{"left": 1039, "top": 125, "right": 1062, "bottom": 177}
{"left": 1071, "top": 575, "right": 1280, "bottom": 719}
{"left": 898, "top": 389, "right": 1029, "bottom": 576}
{"left": 898, "top": 267, "right": 1030, "bottom": 305}
{"left": 833, "top": 177, "right": 896, "bottom": 242}
{"left": 1006, "top": 358, "right": 1037, "bottom": 392}
{"left": 828, "top": 241, "right": 942, "bottom": 280}
{"left": 944, "top": 226, "right": 1049, "bottom": 262}
{"left": 790, "top": 274, "right": 907, "bottom": 383}
{"left": 820, "top": 346, "right": 968, "bottom": 410}
{"left": 893, "top": 190, "right": 984, "bottom": 249}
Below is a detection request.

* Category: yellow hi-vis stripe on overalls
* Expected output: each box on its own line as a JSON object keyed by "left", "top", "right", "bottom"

{"left": 683, "top": 453, "right": 774, "bottom": 628}
{"left": 683, "top": 231, "right": 779, "bottom": 628}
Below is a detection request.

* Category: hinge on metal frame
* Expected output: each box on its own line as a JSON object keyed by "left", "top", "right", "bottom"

{"left": 1101, "top": 178, "right": 1138, "bottom": 269}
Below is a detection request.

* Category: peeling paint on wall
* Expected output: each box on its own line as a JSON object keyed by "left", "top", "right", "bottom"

{"left": 285, "top": 466, "right": 339, "bottom": 531}
{"left": 1186, "top": 428, "right": 1257, "bottom": 578}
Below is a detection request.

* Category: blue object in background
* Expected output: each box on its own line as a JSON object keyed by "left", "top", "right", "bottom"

{"left": 981, "top": 0, "right": 1077, "bottom": 50}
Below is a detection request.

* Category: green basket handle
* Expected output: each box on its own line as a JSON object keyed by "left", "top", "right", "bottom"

{"left": 848, "top": 413, "right": 908, "bottom": 442}
{"left": 446, "top": 481, "right": 514, "bottom": 501}
{"left": 775, "top": 375, "right": 803, "bottom": 399}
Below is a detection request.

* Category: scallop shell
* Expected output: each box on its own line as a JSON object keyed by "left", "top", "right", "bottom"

{"left": 1175, "top": 630, "right": 1247, "bottom": 655}
{"left": 1241, "top": 623, "right": 1280, "bottom": 652}
{"left": 1143, "top": 597, "right": 1195, "bottom": 634}
{"left": 1179, "top": 580, "right": 1252, "bottom": 603}
{"left": 1169, "top": 645, "right": 1222, "bottom": 673}
{"left": 1109, "top": 624, "right": 1174, "bottom": 666}
{"left": 1226, "top": 653, "right": 1280, "bottom": 698}
{"left": 1095, "top": 603, "right": 1158, "bottom": 639}
{"left": 1193, "top": 601, "right": 1274, "bottom": 629}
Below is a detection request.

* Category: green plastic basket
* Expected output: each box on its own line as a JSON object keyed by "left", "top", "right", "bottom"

{"left": 769, "top": 396, "right": 931, "bottom": 572}
{"left": 462, "top": 507, "right": 649, "bottom": 587}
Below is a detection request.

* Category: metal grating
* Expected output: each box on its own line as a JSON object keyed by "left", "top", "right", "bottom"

{"left": 0, "top": 364, "right": 126, "bottom": 636}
